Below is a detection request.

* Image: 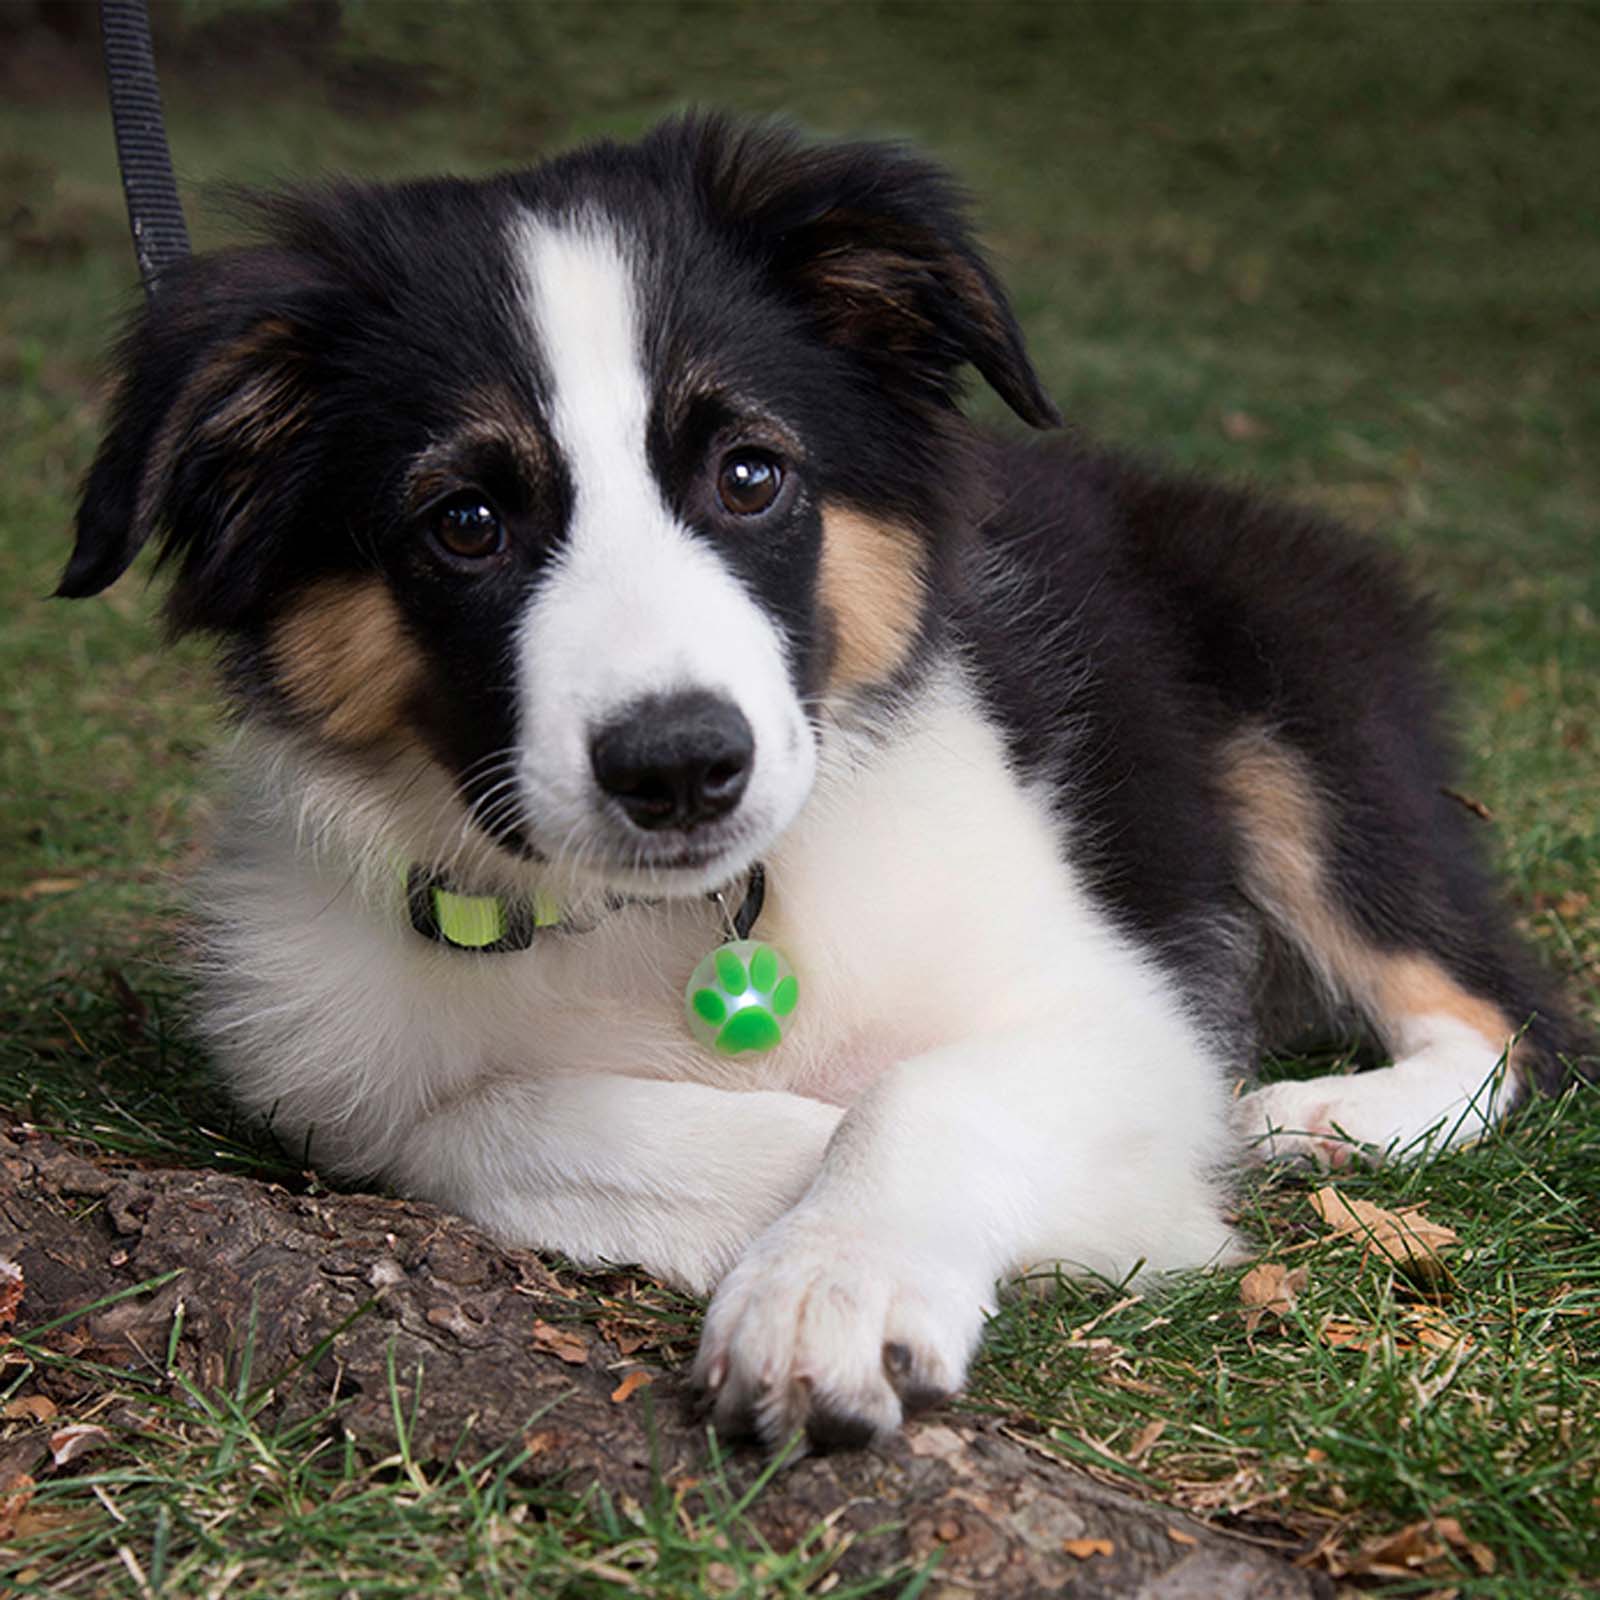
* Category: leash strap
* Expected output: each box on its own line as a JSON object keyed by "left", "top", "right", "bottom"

{"left": 99, "top": 0, "right": 190, "bottom": 298}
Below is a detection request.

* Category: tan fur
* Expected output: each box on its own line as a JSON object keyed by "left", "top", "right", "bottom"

{"left": 271, "top": 578, "right": 423, "bottom": 746}
{"left": 1219, "top": 726, "right": 1516, "bottom": 1057}
{"left": 818, "top": 505, "right": 926, "bottom": 691}
{"left": 136, "top": 319, "right": 305, "bottom": 538}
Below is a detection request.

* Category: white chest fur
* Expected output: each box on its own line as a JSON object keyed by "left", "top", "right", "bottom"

{"left": 196, "top": 664, "right": 1216, "bottom": 1232}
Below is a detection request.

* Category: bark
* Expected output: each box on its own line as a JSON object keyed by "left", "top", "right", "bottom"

{"left": 0, "top": 1127, "right": 1324, "bottom": 1597}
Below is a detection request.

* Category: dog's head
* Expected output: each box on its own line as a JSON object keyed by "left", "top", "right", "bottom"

{"left": 63, "top": 114, "right": 1057, "bottom": 895}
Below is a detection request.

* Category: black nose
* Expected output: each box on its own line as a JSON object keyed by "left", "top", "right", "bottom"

{"left": 589, "top": 691, "right": 754, "bottom": 832}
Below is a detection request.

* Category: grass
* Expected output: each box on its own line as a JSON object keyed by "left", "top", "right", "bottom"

{"left": 3, "top": 1291, "right": 905, "bottom": 1599}
{"left": 2, "top": 2, "right": 1598, "bottom": 1594}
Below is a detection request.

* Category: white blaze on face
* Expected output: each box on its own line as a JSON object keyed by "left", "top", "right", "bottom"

{"left": 509, "top": 211, "right": 814, "bottom": 888}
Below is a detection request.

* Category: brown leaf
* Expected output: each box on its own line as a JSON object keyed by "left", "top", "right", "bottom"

{"left": 1220, "top": 410, "right": 1269, "bottom": 442}
{"left": 0, "top": 1473, "right": 35, "bottom": 1541}
{"left": 1407, "top": 1306, "right": 1472, "bottom": 1353}
{"left": 1125, "top": 1419, "right": 1167, "bottom": 1463}
{"left": 1165, "top": 1525, "right": 1197, "bottom": 1546}
{"left": 1436, "top": 1516, "right": 1496, "bottom": 1574}
{"left": 610, "top": 1369, "right": 652, "bottom": 1404}
{"left": 1318, "top": 1314, "right": 1375, "bottom": 1351}
{"left": 1, "top": 1396, "right": 57, "bottom": 1423}
{"left": 49, "top": 1424, "right": 111, "bottom": 1467}
{"left": 0, "top": 1257, "right": 21, "bottom": 1332}
{"left": 1317, "top": 1305, "right": 1472, "bottom": 1356}
{"left": 596, "top": 1317, "right": 649, "bottom": 1357}
{"left": 1239, "top": 1262, "right": 1310, "bottom": 1334}
{"left": 1063, "top": 1537, "right": 1115, "bottom": 1559}
{"left": 530, "top": 1319, "right": 590, "bottom": 1365}
{"left": 19, "top": 878, "right": 83, "bottom": 901}
{"left": 1310, "top": 1187, "right": 1458, "bottom": 1276}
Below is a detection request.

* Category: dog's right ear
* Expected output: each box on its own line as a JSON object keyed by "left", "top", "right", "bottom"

{"left": 59, "top": 249, "right": 326, "bottom": 629}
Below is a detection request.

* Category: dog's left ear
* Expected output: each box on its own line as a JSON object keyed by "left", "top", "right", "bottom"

{"left": 682, "top": 115, "right": 1060, "bottom": 429}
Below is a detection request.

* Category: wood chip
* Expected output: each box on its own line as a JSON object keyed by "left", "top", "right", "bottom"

{"left": 1063, "top": 1538, "right": 1114, "bottom": 1559}
{"left": 609, "top": 1369, "right": 652, "bottom": 1404}
{"left": 1165, "top": 1525, "right": 1198, "bottom": 1546}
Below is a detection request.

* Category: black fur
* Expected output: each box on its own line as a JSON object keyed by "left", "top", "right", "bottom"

{"left": 64, "top": 112, "right": 1592, "bottom": 1091}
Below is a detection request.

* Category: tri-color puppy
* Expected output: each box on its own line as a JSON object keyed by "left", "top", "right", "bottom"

{"left": 62, "top": 115, "right": 1590, "bottom": 1450}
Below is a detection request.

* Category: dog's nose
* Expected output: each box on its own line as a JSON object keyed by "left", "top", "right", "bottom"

{"left": 589, "top": 692, "right": 754, "bottom": 831}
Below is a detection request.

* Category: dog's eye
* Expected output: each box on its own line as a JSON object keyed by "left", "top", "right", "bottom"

{"left": 431, "top": 495, "right": 505, "bottom": 561}
{"left": 716, "top": 451, "right": 783, "bottom": 517}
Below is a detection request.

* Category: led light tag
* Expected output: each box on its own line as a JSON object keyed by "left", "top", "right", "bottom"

{"left": 685, "top": 938, "right": 799, "bottom": 1056}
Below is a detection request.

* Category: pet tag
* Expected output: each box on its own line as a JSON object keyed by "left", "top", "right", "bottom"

{"left": 685, "top": 938, "right": 799, "bottom": 1056}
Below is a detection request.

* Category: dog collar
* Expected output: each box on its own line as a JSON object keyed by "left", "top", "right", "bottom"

{"left": 406, "top": 859, "right": 797, "bottom": 1057}
{"left": 404, "top": 862, "right": 767, "bottom": 954}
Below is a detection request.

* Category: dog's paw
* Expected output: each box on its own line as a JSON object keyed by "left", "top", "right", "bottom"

{"left": 691, "top": 1212, "right": 991, "bottom": 1452}
{"left": 1237, "top": 1060, "right": 1500, "bottom": 1168}
{"left": 1237, "top": 1078, "right": 1356, "bottom": 1167}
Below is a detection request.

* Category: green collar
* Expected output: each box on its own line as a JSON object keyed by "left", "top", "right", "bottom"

{"left": 405, "top": 862, "right": 766, "bottom": 954}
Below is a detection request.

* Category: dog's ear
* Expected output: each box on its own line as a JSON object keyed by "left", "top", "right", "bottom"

{"left": 60, "top": 249, "right": 326, "bottom": 630}
{"left": 682, "top": 115, "right": 1060, "bottom": 429}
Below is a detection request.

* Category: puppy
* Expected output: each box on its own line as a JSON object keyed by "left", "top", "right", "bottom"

{"left": 61, "top": 115, "right": 1590, "bottom": 1450}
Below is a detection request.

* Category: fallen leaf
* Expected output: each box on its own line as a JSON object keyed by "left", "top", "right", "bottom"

{"left": 1063, "top": 1538, "right": 1114, "bottom": 1559}
{"left": 19, "top": 878, "right": 82, "bottom": 900}
{"left": 597, "top": 1317, "right": 650, "bottom": 1357}
{"left": 1311, "top": 1187, "right": 1457, "bottom": 1276}
{"left": 1318, "top": 1315, "right": 1375, "bottom": 1351}
{"left": 1407, "top": 1306, "right": 1472, "bottom": 1353}
{"left": 1, "top": 1396, "right": 57, "bottom": 1423}
{"left": 0, "top": 1473, "right": 35, "bottom": 1541}
{"left": 1220, "top": 410, "right": 1269, "bottom": 441}
{"left": 49, "top": 1424, "right": 111, "bottom": 1467}
{"left": 1125, "top": 1419, "right": 1167, "bottom": 1463}
{"left": 1239, "top": 1262, "right": 1310, "bottom": 1333}
{"left": 530, "top": 1320, "right": 590, "bottom": 1365}
{"left": 610, "top": 1370, "right": 652, "bottom": 1403}
{"left": 1165, "top": 1526, "right": 1197, "bottom": 1546}
{"left": 1434, "top": 1516, "right": 1496, "bottom": 1575}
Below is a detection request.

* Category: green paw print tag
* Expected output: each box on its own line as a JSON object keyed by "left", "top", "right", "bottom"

{"left": 685, "top": 939, "right": 799, "bottom": 1056}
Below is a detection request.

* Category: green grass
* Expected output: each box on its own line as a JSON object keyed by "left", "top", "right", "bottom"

{"left": 3, "top": 2, "right": 1598, "bottom": 1594}
{"left": 2, "top": 1293, "right": 908, "bottom": 1599}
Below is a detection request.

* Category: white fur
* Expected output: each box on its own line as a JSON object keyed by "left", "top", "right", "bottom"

{"left": 198, "top": 660, "right": 1239, "bottom": 1445}
{"left": 509, "top": 214, "right": 814, "bottom": 894}
{"left": 1239, "top": 1013, "right": 1517, "bottom": 1166}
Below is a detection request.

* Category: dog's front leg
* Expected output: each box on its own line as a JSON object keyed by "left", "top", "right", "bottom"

{"left": 389, "top": 1073, "right": 842, "bottom": 1295}
{"left": 693, "top": 1014, "right": 1239, "bottom": 1449}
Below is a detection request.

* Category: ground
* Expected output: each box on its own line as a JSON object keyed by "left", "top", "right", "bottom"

{"left": 1, "top": 4, "right": 1597, "bottom": 1595}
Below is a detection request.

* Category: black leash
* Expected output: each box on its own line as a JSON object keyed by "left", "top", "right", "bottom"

{"left": 100, "top": 0, "right": 189, "bottom": 299}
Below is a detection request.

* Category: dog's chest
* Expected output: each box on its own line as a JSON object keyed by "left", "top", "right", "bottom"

{"left": 497, "top": 679, "right": 1105, "bottom": 1103}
